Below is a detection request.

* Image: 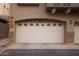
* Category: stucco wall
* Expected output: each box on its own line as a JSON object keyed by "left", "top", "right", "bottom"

{"left": 0, "top": 3, "right": 10, "bottom": 16}
{"left": 0, "top": 5, "right": 1, "bottom": 14}
{"left": 0, "top": 4, "right": 2, "bottom": 15}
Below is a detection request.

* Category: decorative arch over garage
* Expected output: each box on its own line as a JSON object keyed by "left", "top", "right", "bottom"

{"left": 15, "top": 18, "right": 66, "bottom": 23}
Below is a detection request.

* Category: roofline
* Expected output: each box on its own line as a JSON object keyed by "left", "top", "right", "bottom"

{"left": 0, "top": 15, "right": 10, "bottom": 23}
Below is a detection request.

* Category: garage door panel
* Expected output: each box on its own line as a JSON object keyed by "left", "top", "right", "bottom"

{"left": 16, "top": 22, "right": 64, "bottom": 43}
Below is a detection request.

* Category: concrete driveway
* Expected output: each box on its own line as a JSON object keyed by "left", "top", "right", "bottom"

{"left": 8, "top": 43, "right": 79, "bottom": 49}
{"left": 0, "top": 43, "right": 79, "bottom": 56}
{"left": 0, "top": 38, "right": 9, "bottom": 46}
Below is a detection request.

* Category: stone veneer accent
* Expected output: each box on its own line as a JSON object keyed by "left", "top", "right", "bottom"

{"left": 9, "top": 32, "right": 14, "bottom": 42}
{"left": 65, "top": 32, "right": 74, "bottom": 43}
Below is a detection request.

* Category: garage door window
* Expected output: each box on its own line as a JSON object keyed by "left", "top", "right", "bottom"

{"left": 18, "top": 23, "right": 22, "bottom": 26}
{"left": 30, "top": 23, "right": 33, "bottom": 26}
{"left": 41, "top": 24, "right": 45, "bottom": 26}
{"left": 47, "top": 24, "right": 51, "bottom": 26}
{"left": 53, "top": 24, "right": 56, "bottom": 26}
{"left": 24, "top": 23, "right": 28, "bottom": 26}
{"left": 58, "top": 23, "right": 62, "bottom": 26}
{"left": 35, "top": 23, "right": 39, "bottom": 26}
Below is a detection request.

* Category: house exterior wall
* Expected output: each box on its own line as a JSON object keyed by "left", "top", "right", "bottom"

{"left": 0, "top": 3, "right": 10, "bottom": 16}
{"left": 9, "top": 3, "right": 79, "bottom": 43}
{"left": 0, "top": 4, "right": 2, "bottom": 15}
{"left": 2, "top": 3, "right": 10, "bottom": 16}
{"left": 0, "top": 3, "right": 9, "bottom": 39}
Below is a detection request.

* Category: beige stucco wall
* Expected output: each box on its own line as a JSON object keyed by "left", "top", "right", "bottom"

{"left": 9, "top": 3, "right": 79, "bottom": 32}
{"left": 0, "top": 5, "right": 1, "bottom": 14}
{"left": 0, "top": 3, "right": 10, "bottom": 16}
{"left": 0, "top": 4, "right": 3, "bottom": 15}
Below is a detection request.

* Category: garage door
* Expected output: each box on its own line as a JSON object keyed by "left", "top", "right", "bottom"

{"left": 0, "top": 22, "right": 9, "bottom": 39}
{"left": 74, "top": 22, "right": 79, "bottom": 43}
{"left": 16, "top": 21, "right": 64, "bottom": 43}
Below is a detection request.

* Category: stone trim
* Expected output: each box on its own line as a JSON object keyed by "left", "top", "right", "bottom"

{"left": 65, "top": 32, "right": 74, "bottom": 43}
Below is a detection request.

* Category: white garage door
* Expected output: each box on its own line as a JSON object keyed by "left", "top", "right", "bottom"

{"left": 16, "top": 21, "right": 64, "bottom": 43}
{"left": 74, "top": 22, "right": 79, "bottom": 43}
